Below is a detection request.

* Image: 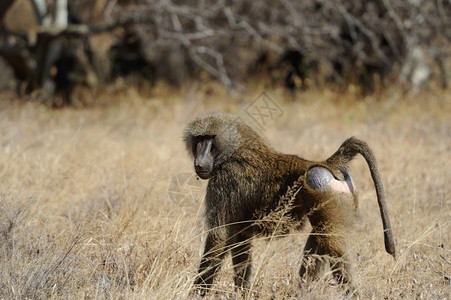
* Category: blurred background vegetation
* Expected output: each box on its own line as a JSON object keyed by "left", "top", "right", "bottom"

{"left": 0, "top": 0, "right": 450, "bottom": 106}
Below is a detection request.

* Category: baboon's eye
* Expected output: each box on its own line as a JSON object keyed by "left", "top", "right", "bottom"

{"left": 192, "top": 138, "right": 201, "bottom": 155}
{"left": 210, "top": 140, "right": 220, "bottom": 156}
{"left": 205, "top": 136, "right": 216, "bottom": 153}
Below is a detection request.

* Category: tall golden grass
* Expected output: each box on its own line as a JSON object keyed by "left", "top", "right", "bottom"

{"left": 0, "top": 87, "right": 449, "bottom": 299}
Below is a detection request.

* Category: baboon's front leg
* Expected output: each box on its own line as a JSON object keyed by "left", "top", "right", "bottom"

{"left": 194, "top": 230, "right": 228, "bottom": 296}
{"left": 230, "top": 235, "right": 252, "bottom": 291}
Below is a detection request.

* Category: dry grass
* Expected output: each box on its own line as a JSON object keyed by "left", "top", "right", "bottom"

{"left": 0, "top": 86, "right": 449, "bottom": 299}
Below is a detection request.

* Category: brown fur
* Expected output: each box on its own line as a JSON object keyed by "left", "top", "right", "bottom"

{"left": 184, "top": 112, "right": 395, "bottom": 295}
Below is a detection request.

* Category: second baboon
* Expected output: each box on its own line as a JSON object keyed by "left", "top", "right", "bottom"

{"left": 184, "top": 112, "right": 395, "bottom": 296}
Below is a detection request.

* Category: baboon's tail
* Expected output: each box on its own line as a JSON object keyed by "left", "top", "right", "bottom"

{"left": 326, "top": 137, "right": 396, "bottom": 259}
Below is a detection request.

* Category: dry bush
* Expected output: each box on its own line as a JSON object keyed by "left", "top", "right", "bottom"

{"left": 0, "top": 87, "right": 449, "bottom": 299}
{"left": 1, "top": 0, "right": 449, "bottom": 103}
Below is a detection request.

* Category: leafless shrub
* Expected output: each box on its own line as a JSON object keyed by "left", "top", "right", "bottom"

{"left": 0, "top": 0, "right": 449, "bottom": 103}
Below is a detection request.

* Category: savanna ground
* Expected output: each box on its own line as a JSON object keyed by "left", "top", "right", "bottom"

{"left": 0, "top": 85, "right": 449, "bottom": 299}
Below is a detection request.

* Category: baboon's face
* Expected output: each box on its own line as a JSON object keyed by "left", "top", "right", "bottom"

{"left": 192, "top": 135, "right": 216, "bottom": 179}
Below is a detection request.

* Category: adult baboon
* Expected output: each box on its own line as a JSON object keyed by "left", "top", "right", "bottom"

{"left": 184, "top": 112, "right": 395, "bottom": 295}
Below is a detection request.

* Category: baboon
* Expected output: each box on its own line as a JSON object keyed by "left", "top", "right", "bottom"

{"left": 184, "top": 112, "right": 395, "bottom": 296}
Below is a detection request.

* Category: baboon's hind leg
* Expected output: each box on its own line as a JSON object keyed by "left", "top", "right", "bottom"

{"left": 300, "top": 166, "right": 357, "bottom": 289}
{"left": 299, "top": 232, "right": 326, "bottom": 280}
{"left": 300, "top": 229, "right": 356, "bottom": 288}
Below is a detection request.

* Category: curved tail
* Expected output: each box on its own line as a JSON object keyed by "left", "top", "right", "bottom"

{"left": 327, "top": 137, "right": 396, "bottom": 259}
